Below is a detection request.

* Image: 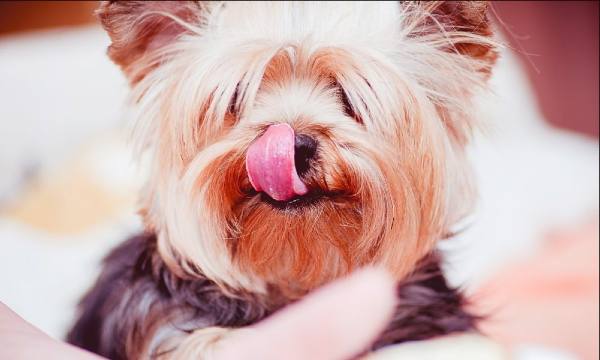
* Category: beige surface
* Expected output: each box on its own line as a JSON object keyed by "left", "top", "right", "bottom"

{"left": 2, "top": 134, "right": 139, "bottom": 238}
{"left": 367, "top": 334, "right": 509, "bottom": 360}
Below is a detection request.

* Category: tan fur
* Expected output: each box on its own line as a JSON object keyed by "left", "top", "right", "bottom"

{"left": 97, "top": 0, "right": 499, "bottom": 302}
{"left": 156, "top": 327, "right": 235, "bottom": 360}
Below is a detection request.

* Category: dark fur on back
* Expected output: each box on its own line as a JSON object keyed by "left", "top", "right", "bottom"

{"left": 67, "top": 233, "right": 476, "bottom": 359}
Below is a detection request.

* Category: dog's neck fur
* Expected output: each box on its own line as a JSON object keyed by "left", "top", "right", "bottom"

{"left": 67, "top": 232, "right": 476, "bottom": 359}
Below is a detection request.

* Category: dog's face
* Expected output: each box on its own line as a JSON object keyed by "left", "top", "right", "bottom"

{"left": 99, "top": 1, "right": 497, "bottom": 296}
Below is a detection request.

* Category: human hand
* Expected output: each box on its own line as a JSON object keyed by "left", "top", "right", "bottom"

{"left": 1, "top": 268, "right": 396, "bottom": 360}
{"left": 213, "top": 268, "right": 396, "bottom": 360}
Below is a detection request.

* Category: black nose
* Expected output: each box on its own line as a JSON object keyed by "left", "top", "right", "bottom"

{"left": 294, "top": 134, "right": 317, "bottom": 177}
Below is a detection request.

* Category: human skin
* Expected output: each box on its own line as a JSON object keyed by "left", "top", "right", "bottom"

{"left": 0, "top": 268, "right": 396, "bottom": 360}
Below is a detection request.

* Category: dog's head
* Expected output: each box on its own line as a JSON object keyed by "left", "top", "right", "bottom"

{"left": 99, "top": 1, "right": 498, "bottom": 296}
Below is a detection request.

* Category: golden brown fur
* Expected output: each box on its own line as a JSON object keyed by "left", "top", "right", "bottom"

{"left": 69, "top": 1, "right": 501, "bottom": 358}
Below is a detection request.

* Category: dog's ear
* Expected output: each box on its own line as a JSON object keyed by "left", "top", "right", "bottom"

{"left": 434, "top": 1, "right": 496, "bottom": 63}
{"left": 97, "top": 1, "right": 203, "bottom": 83}
{"left": 409, "top": 1, "right": 498, "bottom": 73}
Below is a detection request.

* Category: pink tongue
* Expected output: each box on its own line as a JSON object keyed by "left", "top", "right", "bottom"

{"left": 246, "top": 123, "right": 308, "bottom": 201}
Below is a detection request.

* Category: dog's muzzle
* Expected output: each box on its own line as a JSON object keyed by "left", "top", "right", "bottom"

{"left": 246, "top": 123, "right": 316, "bottom": 201}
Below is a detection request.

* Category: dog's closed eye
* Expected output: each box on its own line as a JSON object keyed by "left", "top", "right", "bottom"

{"left": 334, "top": 81, "right": 360, "bottom": 123}
{"left": 340, "top": 88, "right": 354, "bottom": 118}
{"left": 228, "top": 83, "right": 240, "bottom": 116}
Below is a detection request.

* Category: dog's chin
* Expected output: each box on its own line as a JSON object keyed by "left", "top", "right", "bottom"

{"left": 228, "top": 176, "right": 363, "bottom": 296}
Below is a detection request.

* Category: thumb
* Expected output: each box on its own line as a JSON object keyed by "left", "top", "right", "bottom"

{"left": 215, "top": 267, "right": 396, "bottom": 360}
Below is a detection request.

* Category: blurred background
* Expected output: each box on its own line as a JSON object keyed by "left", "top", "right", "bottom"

{"left": 0, "top": 2, "right": 597, "bottom": 360}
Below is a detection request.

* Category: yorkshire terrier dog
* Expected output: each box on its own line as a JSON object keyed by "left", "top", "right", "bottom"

{"left": 68, "top": 1, "right": 498, "bottom": 359}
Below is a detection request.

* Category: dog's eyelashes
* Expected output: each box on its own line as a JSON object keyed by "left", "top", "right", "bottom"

{"left": 340, "top": 89, "right": 354, "bottom": 118}
{"left": 334, "top": 82, "right": 361, "bottom": 124}
{"left": 228, "top": 84, "right": 240, "bottom": 116}
{"left": 222, "top": 86, "right": 240, "bottom": 128}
